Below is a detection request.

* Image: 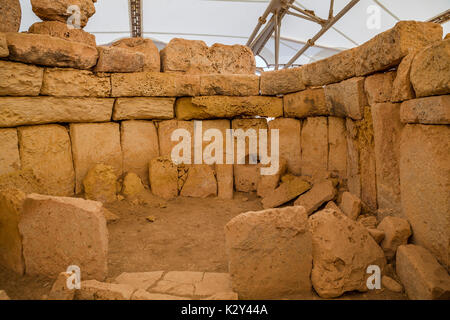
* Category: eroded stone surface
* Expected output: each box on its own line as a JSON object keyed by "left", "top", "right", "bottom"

{"left": 199, "top": 74, "right": 259, "bottom": 96}
{"left": 260, "top": 67, "right": 304, "bottom": 95}
{"left": 300, "top": 117, "right": 328, "bottom": 177}
{"left": 31, "top": 0, "right": 95, "bottom": 28}
{"left": 180, "top": 165, "right": 217, "bottom": 198}
{"left": 112, "top": 37, "right": 160, "bottom": 72}
{"left": 77, "top": 280, "right": 134, "bottom": 300}
{"left": 325, "top": 77, "right": 367, "bottom": 120}
{"left": 400, "top": 95, "right": 450, "bottom": 125}
{"left": 284, "top": 88, "right": 328, "bottom": 119}
{"left": 114, "top": 271, "right": 164, "bottom": 290}
{"left": 149, "top": 157, "right": 178, "bottom": 200}
{"left": 0, "top": 61, "right": 43, "bottom": 96}
{"left": 339, "top": 192, "right": 361, "bottom": 221}
{"left": 83, "top": 164, "right": 117, "bottom": 203}
{"left": 294, "top": 180, "right": 337, "bottom": 215}
{"left": 28, "top": 21, "right": 96, "bottom": 47}
{"left": 364, "top": 71, "right": 396, "bottom": 105}
{"left": 0, "top": 129, "right": 20, "bottom": 176}
{"left": 113, "top": 98, "right": 174, "bottom": 120}
{"left": 391, "top": 52, "right": 417, "bottom": 102}
{"left": 0, "top": 0, "right": 21, "bottom": 32}
{"left": 378, "top": 217, "right": 411, "bottom": 260}
{"left": 95, "top": 46, "right": 144, "bottom": 73}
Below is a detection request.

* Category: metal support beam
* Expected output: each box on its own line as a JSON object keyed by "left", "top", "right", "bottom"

{"left": 427, "top": 9, "right": 450, "bottom": 24}
{"left": 129, "top": 0, "right": 143, "bottom": 37}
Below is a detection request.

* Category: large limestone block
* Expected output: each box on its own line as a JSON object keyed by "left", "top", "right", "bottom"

{"left": 83, "top": 164, "right": 117, "bottom": 203}
{"left": 70, "top": 123, "right": 122, "bottom": 194}
{"left": 77, "top": 280, "right": 134, "bottom": 300}
{"left": 268, "top": 118, "right": 301, "bottom": 175}
{"left": 121, "top": 120, "right": 159, "bottom": 186}
{"left": 324, "top": 77, "right": 367, "bottom": 120}
{"left": 378, "top": 217, "right": 411, "bottom": 260}
{"left": 175, "top": 97, "right": 211, "bottom": 120}
{"left": 400, "top": 95, "right": 450, "bottom": 125}
{"left": 215, "top": 164, "right": 233, "bottom": 200}
{"left": 28, "top": 21, "right": 96, "bottom": 47}
{"left": 0, "top": 97, "right": 113, "bottom": 128}
{"left": 355, "top": 21, "right": 443, "bottom": 76}
{"left": 190, "top": 96, "right": 283, "bottom": 119}
{"left": 158, "top": 120, "right": 194, "bottom": 161}
{"left": 302, "top": 48, "right": 358, "bottom": 86}
{"left": 364, "top": 71, "right": 396, "bottom": 105}
{"left": 260, "top": 67, "right": 305, "bottom": 95}
{"left": 300, "top": 117, "right": 328, "bottom": 177}
{"left": 396, "top": 245, "right": 450, "bottom": 300}
{"left": 30, "top": 0, "right": 95, "bottom": 28}
{"left": 0, "top": 188, "right": 26, "bottom": 275}
{"left": 0, "top": 128, "right": 20, "bottom": 175}
{"left": 339, "top": 191, "right": 361, "bottom": 221}
{"left": 284, "top": 88, "right": 328, "bottom": 119}
{"left": 256, "top": 158, "right": 287, "bottom": 198}
{"left": 0, "top": 61, "right": 43, "bottom": 96}
{"left": 400, "top": 124, "right": 450, "bottom": 270}
{"left": 148, "top": 157, "right": 178, "bottom": 200}
{"left": 180, "top": 165, "right": 217, "bottom": 198}
{"left": 345, "top": 118, "right": 361, "bottom": 197}
{"left": 19, "top": 194, "right": 108, "bottom": 280}
{"left": 328, "top": 117, "right": 347, "bottom": 179}
{"left": 199, "top": 74, "right": 259, "bottom": 96}
{"left": 294, "top": 180, "right": 337, "bottom": 215}
{"left": 234, "top": 164, "right": 260, "bottom": 193}
{"left": 209, "top": 43, "right": 256, "bottom": 75}
{"left": 0, "top": 33, "right": 8, "bottom": 57}
{"left": 261, "top": 176, "right": 311, "bottom": 209}
{"left": 112, "top": 37, "right": 160, "bottom": 72}
{"left": 113, "top": 98, "right": 174, "bottom": 121}
{"left": 372, "top": 103, "right": 403, "bottom": 218}
{"left": 411, "top": 39, "right": 450, "bottom": 97}
{"left": 225, "top": 206, "right": 312, "bottom": 299}
{"left": 391, "top": 52, "right": 417, "bottom": 102}
{"left": 309, "top": 209, "right": 386, "bottom": 298}
{"left": 41, "top": 68, "right": 110, "bottom": 97}
{"left": 18, "top": 125, "right": 75, "bottom": 196}
{"left": 5, "top": 33, "right": 98, "bottom": 69}
{"left": 111, "top": 72, "right": 200, "bottom": 97}
{"left": 94, "top": 46, "right": 144, "bottom": 73}
{"left": 0, "top": 0, "right": 21, "bottom": 32}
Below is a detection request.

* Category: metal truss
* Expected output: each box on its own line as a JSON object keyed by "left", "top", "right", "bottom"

{"left": 129, "top": 0, "right": 143, "bottom": 37}
{"left": 246, "top": 0, "right": 360, "bottom": 69}
{"left": 427, "top": 9, "right": 450, "bottom": 24}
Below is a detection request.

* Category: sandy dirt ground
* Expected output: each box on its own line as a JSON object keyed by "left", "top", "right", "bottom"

{"left": 0, "top": 192, "right": 407, "bottom": 300}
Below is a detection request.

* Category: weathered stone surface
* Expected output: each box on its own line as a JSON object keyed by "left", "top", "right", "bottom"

{"left": 372, "top": 102, "right": 403, "bottom": 219}
{"left": 300, "top": 117, "right": 328, "bottom": 177}
{"left": 284, "top": 88, "right": 328, "bottom": 118}
{"left": 0, "top": 33, "right": 8, "bottom": 57}
{"left": 199, "top": 74, "right": 259, "bottom": 96}
{"left": 149, "top": 157, "right": 178, "bottom": 200}
{"left": 225, "top": 206, "right": 312, "bottom": 299}
{"left": 0, "top": 290, "right": 10, "bottom": 300}
{"left": 70, "top": 123, "right": 122, "bottom": 194}
{"left": 256, "top": 158, "right": 287, "bottom": 198}
{"left": 355, "top": 21, "right": 443, "bottom": 76}
{"left": 0, "top": 168, "right": 43, "bottom": 195}
{"left": 411, "top": 39, "right": 450, "bottom": 97}
{"left": 339, "top": 192, "right": 361, "bottom": 220}
{"left": 261, "top": 176, "right": 311, "bottom": 209}
{"left": 400, "top": 95, "right": 450, "bottom": 125}
{"left": 203, "top": 292, "right": 238, "bottom": 300}
{"left": 382, "top": 275, "right": 403, "bottom": 293}
{"left": 175, "top": 97, "right": 210, "bottom": 120}
{"left": 378, "top": 217, "right": 411, "bottom": 260}
{"left": 368, "top": 228, "right": 385, "bottom": 244}
{"left": 309, "top": 209, "right": 386, "bottom": 298}
{"left": 0, "top": 97, "right": 113, "bottom": 127}
{"left": 400, "top": 124, "right": 450, "bottom": 270}
{"left": 345, "top": 118, "right": 361, "bottom": 197}
{"left": 121, "top": 120, "right": 159, "bottom": 186}
{"left": 77, "top": 280, "right": 134, "bottom": 300}
{"left": 233, "top": 164, "right": 260, "bottom": 193}
{"left": 364, "top": 71, "right": 396, "bottom": 105}
{"left": 215, "top": 164, "right": 233, "bottom": 200}
{"left": 328, "top": 117, "right": 347, "bottom": 179}
{"left": 83, "top": 164, "right": 117, "bottom": 203}
{"left": 113, "top": 98, "right": 174, "bottom": 121}
{"left": 209, "top": 43, "right": 256, "bottom": 75}
{"left": 158, "top": 120, "right": 194, "bottom": 161}
{"left": 357, "top": 215, "right": 378, "bottom": 229}
{"left": 189, "top": 96, "right": 283, "bottom": 119}
{"left": 0, "top": 129, "right": 20, "bottom": 175}
{"left": 111, "top": 72, "right": 200, "bottom": 97}
{"left": 102, "top": 208, "right": 119, "bottom": 224}
{"left": 131, "top": 289, "right": 190, "bottom": 300}
{"left": 303, "top": 48, "right": 357, "bottom": 86}
{"left": 194, "top": 272, "right": 234, "bottom": 297}
{"left": 31, "top": 0, "right": 95, "bottom": 28}
{"left": 325, "top": 201, "right": 342, "bottom": 213}
{"left": 18, "top": 125, "right": 75, "bottom": 196}
{"left": 0, "top": 188, "right": 25, "bottom": 275}
{"left": 111, "top": 37, "right": 160, "bottom": 72}
{"left": 0, "top": 61, "right": 43, "bottom": 96}
{"left": 28, "top": 21, "right": 96, "bottom": 47}
{"left": 260, "top": 67, "right": 304, "bottom": 95}
{"left": 268, "top": 118, "right": 301, "bottom": 175}
{"left": 396, "top": 244, "right": 450, "bottom": 300}
{"left": 180, "top": 165, "right": 217, "bottom": 198}
{"left": 325, "top": 77, "right": 367, "bottom": 120}
{"left": 19, "top": 194, "right": 108, "bottom": 280}
{"left": 94, "top": 46, "right": 144, "bottom": 73}
{"left": 114, "top": 271, "right": 164, "bottom": 290}
{"left": 294, "top": 180, "right": 337, "bottom": 215}
{"left": 391, "top": 52, "right": 417, "bottom": 102}
{"left": 5, "top": 32, "right": 98, "bottom": 69}
{"left": 151, "top": 271, "right": 204, "bottom": 297}
{"left": 41, "top": 68, "right": 110, "bottom": 97}
{"left": 0, "top": 0, "right": 21, "bottom": 32}
{"left": 48, "top": 272, "right": 75, "bottom": 300}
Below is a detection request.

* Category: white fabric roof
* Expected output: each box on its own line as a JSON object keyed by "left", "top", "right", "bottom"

{"left": 19, "top": 0, "right": 449, "bottom": 67}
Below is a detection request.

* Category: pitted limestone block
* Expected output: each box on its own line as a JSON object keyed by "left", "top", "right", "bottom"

{"left": 345, "top": 118, "right": 361, "bottom": 198}
{"left": 300, "top": 117, "right": 328, "bottom": 178}
{"left": 18, "top": 124, "right": 75, "bottom": 196}
{"left": 260, "top": 67, "right": 305, "bottom": 95}
{"left": 328, "top": 117, "right": 347, "bottom": 179}
{"left": 0, "top": 97, "right": 113, "bottom": 128}
{"left": 215, "top": 164, "right": 233, "bottom": 200}
{"left": 180, "top": 165, "right": 217, "bottom": 198}
{"left": 113, "top": 98, "right": 174, "bottom": 121}
{"left": 121, "top": 120, "right": 159, "bottom": 186}
{"left": 364, "top": 71, "right": 396, "bottom": 105}
{"left": 5, "top": 32, "right": 98, "bottom": 69}
{"left": 0, "top": 33, "right": 8, "bottom": 57}
{"left": 400, "top": 95, "right": 450, "bottom": 125}
{"left": 0, "top": 128, "right": 20, "bottom": 175}
{"left": 83, "top": 164, "right": 118, "bottom": 203}
{"left": 324, "top": 77, "right": 367, "bottom": 120}
{"left": 41, "top": 68, "right": 110, "bottom": 97}
{"left": 0, "top": 0, "right": 21, "bottom": 32}
{"left": 30, "top": 0, "right": 95, "bottom": 28}
{"left": 284, "top": 88, "right": 328, "bottom": 119}
{"left": 28, "top": 21, "right": 96, "bottom": 47}
{"left": 175, "top": 97, "right": 211, "bottom": 120}
{"left": 378, "top": 216, "right": 412, "bottom": 260}
{"left": 208, "top": 43, "right": 256, "bottom": 75}
{"left": 294, "top": 180, "right": 337, "bottom": 215}
{"left": 111, "top": 37, "right": 160, "bottom": 72}
{"left": 339, "top": 192, "right": 361, "bottom": 221}
{"left": 199, "top": 74, "right": 259, "bottom": 96}
{"left": 77, "top": 280, "right": 134, "bottom": 300}
{"left": 148, "top": 157, "right": 178, "bottom": 200}
{"left": 70, "top": 123, "right": 122, "bottom": 194}
{"left": 19, "top": 194, "right": 108, "bottom": 280}
{"left": 95, "top": 46, "right": 145, "bottom": 73}
{"left": 0, "top": 61, "right": 43, "bottom": 96}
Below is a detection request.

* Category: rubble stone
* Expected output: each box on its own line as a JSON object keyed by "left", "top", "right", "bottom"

{"left": 294, "top": 180, "right": 337, "bottom": 215}
{"left": 83, "top": 164, "right": 117, "bottom": 203}
{"left": 261, "top": 176, "right": 311, "bottom": 209}
{"left": 368, "top": 228, "right": 385, "bottom": 244}
{"left": 0, "top": 129, "right": 20, "bottom": 176}
{"left": 256, "top": 158, "right": 287, "bottom": 198}
{"left": 378, "top": 216, "right": 412, "bottom": 260}
{"left": 31, "top": 0, "right": 95, "bottom": 28}
{"left": 48, "top": 272, "right": 75, "bottom": 300}
{"left": 382, "top": 275, "right": 403, "bottom": 293}
{"left": 149, "top": 157, "right": 178, "bottom": 200}
{"left": 339, "top": 192, "right": 361, "bottom": 220}
{"left": 122, "top": 172, "right": 145, "bottom": 197}
{"left": 77, "top": 280, "right": 134, "bottom": 300}
{"left": 284, "top": 88, "right": 328, "bottom": 118}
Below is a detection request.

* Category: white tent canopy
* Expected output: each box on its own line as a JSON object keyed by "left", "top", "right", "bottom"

{"left": 19, "top": 0, "right": 449, "bottom": 67}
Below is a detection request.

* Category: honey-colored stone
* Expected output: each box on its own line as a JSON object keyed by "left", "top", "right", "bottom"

{"left": 0, "top": 61, "right": 43, "bottom": 96}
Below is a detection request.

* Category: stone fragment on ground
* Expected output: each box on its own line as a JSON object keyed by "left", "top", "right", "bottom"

{"left": 382, "top": 275, "right": 403, "bottom": 293}
{"left": 377, "top": 217, "right": 412, "bottom": 260}
{"left": 83, "top": 164, "right": 118, "bottom": 203}
{"left": 31, "top": 0, "right": 96, "bottom": 28}
{"left": 339, "top": 191, "right": 361, "bottom": 220}
{"left": 102, "top": 208, "right": 119, "bottom": 224}
{"left": 122, "top": 172, "right": 145, "bottom": 198}
{"left": 261, "top": 176, "right": 311, "bottom": 209}
{"left": 76, "top": 280, "right": 135, "bottom": 300}
{"left": 357, "top": 215, "right": 378, "bottom": 229}
{"left": 148, "top": 157, "right": 178, "bottom": 200}
{"left": 180, "top": 165, "right": 217, "bottom": 198}
{"left": 48, "top": 272, "right": 76, "bottom": 300}
{"left": 256, "top": 158, "right": 287, "bottom": 198}
{"left": 368, "top": 228, "right": 385, "bottom": 244}
{"left": 294, "top": 180, "right": 337, "bottom": 215}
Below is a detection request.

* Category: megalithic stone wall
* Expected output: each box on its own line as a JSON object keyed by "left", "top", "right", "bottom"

{"left": 0, "top": 21, "right": 448, "bottom": 271}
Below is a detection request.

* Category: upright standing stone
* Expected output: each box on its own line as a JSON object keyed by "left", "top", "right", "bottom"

{"left": 328, "top": 117, "right": 347, "bottom": 179}
{"left": 391, "top": 52, "right": 417, "bottom": 102}
{"left": 324, "top": 77, "right": 367, "bottom": 120}
{"left": 148, "top": 157, "right": 178, "bottom": 200}
{"left": 364, "top": 71, "right": 396, "bottom": 105}
{"left": 301, "top": 117, "right": 328, "bottom": 177}
{"left": 180, "top": 165, "right": 217, "bottom": 198}
{"left": 345, "top": 118, "right": 361, "bottom": 197}
{"left": 0, "top": 129, "right": 20, "bottom": 176}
